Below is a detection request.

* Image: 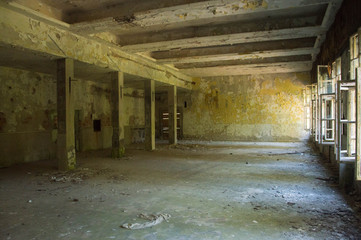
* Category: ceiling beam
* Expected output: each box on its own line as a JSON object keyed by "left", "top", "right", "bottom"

{"left": 175, "top": 55, "right": 312, "bottom": 68}
{"left": 70, "top": 0, "right": 333, "bottom": 34}
{"left": 160, "top": 48, "right": 318, "bottom": 65}
{"left": 151, "top": 37, "right": 316, "bottom": 59}
{"left": 117, "top": 15, "right": 319, "bottom": 46}
{"left": 121, "top": 26, "right": 326, "bottom": 53}
{"left": 312, "top": 0, "right": 343, "bottom": 60}
{"left": 180, "top": 61, "right": 313, "bottom": 76}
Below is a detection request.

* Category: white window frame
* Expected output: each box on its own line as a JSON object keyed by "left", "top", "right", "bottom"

{"left": 303, "top": 85, "right": 312, "bottom": 131}
{"left": 318, "top": 65, "right": 336, "bottom": 144}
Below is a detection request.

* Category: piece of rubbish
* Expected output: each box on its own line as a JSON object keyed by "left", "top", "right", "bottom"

{"left": 120, "top": 213, "right": 171, "bottom": 230}
{"left": 27, "top": 200, "right": 32, "bottom": 203}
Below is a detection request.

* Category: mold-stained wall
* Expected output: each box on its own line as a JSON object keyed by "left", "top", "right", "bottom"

{"left": 123, "top": 88, "right": 145, "bottom": 144}
{"left": 0, "top": 66, "right": 144, "bottom": 167}
{"left": 0, "top": 66, "right": 57, "bottom": 167}
{"left": 72, "top": 80, "right": 112, "bottom": 152}
{"left": 181, "top": 72, "right": 310, "bottom": 141}
{"left": 124, "top": 88, "right": 144, "bottom": 127}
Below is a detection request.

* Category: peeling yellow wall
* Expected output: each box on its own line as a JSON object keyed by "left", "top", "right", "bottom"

{"left": 72, "top": 80, "right": 112, "bottom": 151}
{"left": 181, "top": 72, "right": 310, "bottom": 141}
{"left": 123, "top": 88, "right": 145, "bottom": 144}
{"left": 0, "top": 66, "right": 57, "bottom": 166}
{"left": 124, "top": 88, "right": 145, "bottom": 127}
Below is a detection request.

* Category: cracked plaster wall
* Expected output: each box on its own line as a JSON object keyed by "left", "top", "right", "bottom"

{"left": 0, "top": 66, "right": 57, "bottom": 167}
{"left": 0, "top": 66, "right": 144, "bottom": 167}
{"left": 181, "top": 72, "right": 310, "bottom": 141}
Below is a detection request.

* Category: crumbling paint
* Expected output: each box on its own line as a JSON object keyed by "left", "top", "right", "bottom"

{"left": 181, "top": 72, "right": 310, "bottom": 141}
{"left": 0, "top": 112, "right": 7, "bottom": 131}
{"left": 241, "top": 0, "right": 268, "bottom": 10}
{"left": 124, "top": 88, "right": 145, "bottom": 127}
{"left": 123, "top": 88, "right": 145, "bottom": 144}
{"left": 67, "top": 147, "right": 76, "bottom": 170}
{"left": 0, "top": 6, "right": 192, "bottom": 89}
{"left": 0, "top": 66, "right": 57, "bottom": 167}
{"left": 0, "top": 66, "right": 145, "bottom": 167}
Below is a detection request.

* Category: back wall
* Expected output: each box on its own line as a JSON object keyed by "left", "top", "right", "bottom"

{"left": 181, "top": 72, "right": 310, "bottom": 141}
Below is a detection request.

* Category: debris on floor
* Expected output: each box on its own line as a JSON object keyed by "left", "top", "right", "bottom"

{"left": 41, "top": 168, "right": 113, "bottom": 183}
{"left": 315, "top": 176, "right": 338, "bottom": 182}
{"left": 267, "top": 151, "right": 305, "bottom": 156}
{"left": 120, "top": 213, "right": 171, "bottom": 230}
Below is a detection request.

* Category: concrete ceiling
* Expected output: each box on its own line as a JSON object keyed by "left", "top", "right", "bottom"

{"left": 7, "top": 0, "right": 343, "bottom": 77}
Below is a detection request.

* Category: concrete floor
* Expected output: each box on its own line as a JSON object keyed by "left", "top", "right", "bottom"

{"left": 1, "top": 141, "right": 361, "bottom": 240}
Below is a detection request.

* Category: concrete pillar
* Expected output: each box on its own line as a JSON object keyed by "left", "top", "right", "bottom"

{"left": 339, "top": 162, "right": 354, "bottom": 193}
{"left": 168, "top": 85, "right": 177, "bottom": 144}
{"left": 144, "top": 79, "right": 155, "bottom": 150}
{"left": 57, "top": 58, "right": 76, "bottom": 170}
{"left": 111, "top": 72, "right": 125, "bottom": 158}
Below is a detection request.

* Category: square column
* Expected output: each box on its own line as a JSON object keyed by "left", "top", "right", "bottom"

{"left": 356, "top": 67, "right": 361, "bottom": 180}
{"left": 145, "top": 79, "right": 155, "bottom": 150}
{"left": 168, "top": 85, "right": 177, "bottom": 144}
{"left": 57, "top": 58, "right": 76, "bottom": 170}
{"left": 111, "top": 72, "right": 125, "bottom": 158}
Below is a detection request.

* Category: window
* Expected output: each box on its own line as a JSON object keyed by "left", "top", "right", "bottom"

{"left": 318, "top": 65, "right": 336, "bottom": 144}
{"left": 303, "top": 86, "right": 312, "bottom": 131}
{"left": 311, "top": 83, "right": 318, "bottom": 141}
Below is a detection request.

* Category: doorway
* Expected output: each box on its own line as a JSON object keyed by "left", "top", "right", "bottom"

{"left": 160, "top": 108, "right": 183, "bottom": 140}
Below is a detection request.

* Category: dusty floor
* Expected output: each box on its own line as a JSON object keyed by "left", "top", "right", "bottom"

{"left": 1, "top": 141, "right": 361, "bottom": 240}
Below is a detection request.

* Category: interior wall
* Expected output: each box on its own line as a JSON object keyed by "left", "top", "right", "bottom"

{"left": 72, "top": 79, "right": 112, "bottom": 152}
{"left": 0, "top": 66, "right": 144, "bottom": 167}
{"left": 180, "top": 72, "right": 310, "bottom": 141}
{"left": 123, "top": 88, "right": 145, "bottom": 144}
{"left": 0, "top": 66, "right": 57, "bottom": 167}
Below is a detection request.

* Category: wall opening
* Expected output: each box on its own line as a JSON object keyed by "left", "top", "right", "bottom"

{"left": 93, "top": 119, "right": 101, "bottom": 132}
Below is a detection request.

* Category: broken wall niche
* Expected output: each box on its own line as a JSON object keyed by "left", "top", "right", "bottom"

{"left": 181, "top": 72, "right": 310, "bottom": 141}
{"left": 0, "top": 66, "right": 145, "bottom": 167}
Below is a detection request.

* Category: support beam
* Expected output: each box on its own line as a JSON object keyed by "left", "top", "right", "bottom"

{"left": 111, "top": 72, "right": 125, "bottom": 158}
{"left": 168, "top": 86, "right": 177, "bottom": 145}
{"left": 157, "top": 48, "right": 319, "bottom": 65}
{"left": 121, "top": 26, "right": 326, "bottom": 53}
{"left": 152, "top": 37, "right": 316, "bottom": 59}
{"left": 0, "top": 5, "right": 192, "bottom": 89}
{"left": 145, "top": 80, "right": 155, "bottom": 151}
{"left": 57, "top": 58, "right": 76, "bottom": 171}
{"left": 175, "top": 55, "right": 311, "bottom": 69}
{"left": 117, "top": 15, "right": 320, "bottom": 46}
{"left": 312, "top": 0, "right": 343, "bottom": 60}
{"left": 180, "top": 61, "right": 313, "bottom": 77}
